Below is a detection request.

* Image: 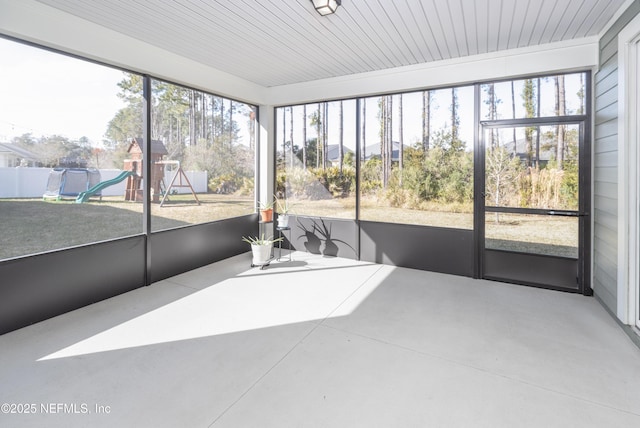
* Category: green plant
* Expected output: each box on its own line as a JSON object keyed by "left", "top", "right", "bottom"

{"left": 275, "top": 194, "right": 294, "bottom": 214}
{"left": 259, "top": 200, "right": 274, "bottom": 210}
{"left": 208, "top": 173, "right": 238, "bottom": 194}
{"left": 242, "top": 234, "right": 283, "bottom": 246}
{"left": 309, "top": 166, "right": 356, "bottom": 198}
{"left": 237, "top": 177, "right": 254, "bottom": 196}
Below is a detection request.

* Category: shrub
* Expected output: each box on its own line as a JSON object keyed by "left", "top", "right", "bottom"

{"left": 361, "top": 158, "right": 383, "bottom": 195}
{"left": 312, "top": 166, "right": 355, "bottom": 198}
{"left": 237, "top": 176, "right": 254, "bottom": 196}
{"left": 209, "top": 173, "right": 253, "bottom": 195}
{"left": 279, "top": 166, "right": 356, "bottom": 200}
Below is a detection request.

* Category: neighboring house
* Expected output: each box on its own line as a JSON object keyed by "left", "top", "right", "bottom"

{"left": 326, "top": 144, "right": 354, "bottom": 166}
{"left": 363, "top": 141, "right": 411, "bottom": 162}
{"left": 0, "top": 142, "right": 39, "bottom": 167}
{"left": 501, "top": 136, "right": 555, "bottom": 166}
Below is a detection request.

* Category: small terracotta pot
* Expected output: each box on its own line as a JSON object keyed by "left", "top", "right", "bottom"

{"left": 260, "top": 208, "right": 273, "bottom": 222}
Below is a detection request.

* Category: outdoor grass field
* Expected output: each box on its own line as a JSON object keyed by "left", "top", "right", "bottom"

{"left": 0, "top": 194, "right": 253, "bottom": 260}
{"left": 0, "top": 194, "right": 577, "bottom": 261}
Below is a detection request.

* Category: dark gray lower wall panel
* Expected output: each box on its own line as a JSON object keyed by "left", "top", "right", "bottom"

{"left": 0, "top": 236, "right": 146, "bottom": 335}
{"left": 360, "top": 222, "right": 474, "bottom": 277}
{"left": 283, "top": 216, "right": 358, "bottom": 260}
{"left": 484, "top": 250, "right": 579, "bottom": 291}
{"left": 149, "top": 215, "right": 257, "bottom": 282}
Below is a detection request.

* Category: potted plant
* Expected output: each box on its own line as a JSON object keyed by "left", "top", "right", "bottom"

{"left": 259, "top": 200, "right": 274, "bottom": 222}
{"left": 242, "top": 234, "right": 283, "bottom": 266}
{"left": 275, "top": 195, "right": 293, "bottom": 228}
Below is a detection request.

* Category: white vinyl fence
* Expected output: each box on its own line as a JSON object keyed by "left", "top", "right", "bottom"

{"left": 0, "top": 167, "right": 208, "bottom": 198}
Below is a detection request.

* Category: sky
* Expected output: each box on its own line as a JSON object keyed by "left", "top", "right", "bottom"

{"left": 0, "top": 38, "right": 127, "bottom": 145}
{"left": 276, "top": 74, "right": 585, "bottom": 155}
{"left": 0, "top": 37, "right": 256, "bottom": 149}
{"left": 277, "top": 86, "right": 476, "bottom": 155}
{"left": 2, "top": 36, "right": 585, "bottom": 151}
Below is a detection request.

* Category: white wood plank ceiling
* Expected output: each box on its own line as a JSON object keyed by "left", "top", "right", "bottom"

{"left": 35, "top": 0, "right": 626, "bottom": 87}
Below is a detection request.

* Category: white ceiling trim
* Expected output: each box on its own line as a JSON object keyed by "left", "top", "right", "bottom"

{"left": 267, "top": 37, "right": 600, "bottom": 106}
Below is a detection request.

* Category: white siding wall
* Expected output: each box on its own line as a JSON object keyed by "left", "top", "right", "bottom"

{"left": 593, "top": 0, "right": 640, "bottom": 313}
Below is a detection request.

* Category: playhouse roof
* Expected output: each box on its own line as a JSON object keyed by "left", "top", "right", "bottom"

{"left": 0, "top": 142, "right": 40, "bottom": 161}
{"left": 128, "top": 138, "right": 168, "bottom": 155}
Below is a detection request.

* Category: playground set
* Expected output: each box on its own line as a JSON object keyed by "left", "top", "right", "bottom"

{"left": 43, "top": 138, "right": 200, "bottom": 206}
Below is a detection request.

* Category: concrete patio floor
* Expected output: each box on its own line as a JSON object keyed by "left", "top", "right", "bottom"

{"left": 1, "top": 251, "right": 639, "bottom": 427}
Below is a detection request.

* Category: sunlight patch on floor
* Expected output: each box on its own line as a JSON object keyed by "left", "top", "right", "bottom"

{"left": 39, "top": 259, "right": 391, "bottom": 360}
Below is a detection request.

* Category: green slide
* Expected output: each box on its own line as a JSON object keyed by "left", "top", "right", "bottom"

{"left": 75, "top": 170, "right": 134, "bottom": 203}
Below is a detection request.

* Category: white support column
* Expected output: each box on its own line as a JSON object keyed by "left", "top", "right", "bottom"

{"left": 258, "top": 104, "right": 275, "bottom": 211}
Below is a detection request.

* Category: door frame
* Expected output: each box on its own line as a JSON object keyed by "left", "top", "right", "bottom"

{"left": 475, "top": 114, "right": 591, "bottom": 294}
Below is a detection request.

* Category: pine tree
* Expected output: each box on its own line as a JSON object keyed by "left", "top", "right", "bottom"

{"left": 555, "top": 75, "right": 566, "bottom": 169}
{"left": 302, "top": 105, "right": 307, "bottom": 170}
{"left": 398, "top": 94, "right": 404, "bottom": 185}
{"left": 484, "top": 83, "right": 500, "bottom": 147}
{"left": 282, "top": 107, "right": 287, "bottom": 165}
{"left": 422, "top": 90, "right": 431, "bottom": 152}
{"left": 338, "top": 100, "right": 344, "bottom": 173}
{"left": 362, "top": 99, "right": 367, "bottom": 160}
{"left": 511, "top": 81, "right": 516, "bottom": 150}
{"left": 451, "top": 88, "right": 459, "bottom": 141}
{"left": 522, "top": 79, "right": 536, "bottom": 166}
{"left": 289, "top": 105, "right": 294, "bottom": 170}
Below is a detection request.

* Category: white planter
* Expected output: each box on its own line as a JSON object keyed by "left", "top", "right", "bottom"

{"left": 277, "top": 214, "right": 289, "bottom": 228}
{"left": 251, "top": 243, "right": 273, "bottom": 265}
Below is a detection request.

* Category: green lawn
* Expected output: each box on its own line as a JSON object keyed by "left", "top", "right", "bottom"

{"left": 0, "top": 194, "right": 578, "bottom": 260}
{"left": 287, "top": 197, "right": 577, "bottom": 257}
{"left": 285, "top": 196, "right": 474, "bottom": 228}
{"left": 0, "top": 194, "right": 254, "bottom": 260}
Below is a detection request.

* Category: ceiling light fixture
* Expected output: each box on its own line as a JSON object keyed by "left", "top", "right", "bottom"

{"left": 311, "top": 0, "right": 341, "bottom": 16}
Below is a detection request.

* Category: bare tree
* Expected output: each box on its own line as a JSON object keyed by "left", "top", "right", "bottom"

{"left": 189, "top": 90, "right": 196, "bottom": 145}
{"left": 302, "top": 105, "right": 307, "bottom": 169}
{"left": 282, "top": 107, "right": 287, "bottom": 165}
{"left": 311, "top": 103, "right": 322, "bottom": 168}
{"left": 220, "top": 96, "right": 225, "bottom": 144}
{"left": 229, "top": 100, "right": 235, "bottom": 145}
{"left": 322, "top": 102, "right": 329, "bottom": 169}
{"left": 555, "top": 75, "right": 566, "bottom": 169}
{"left": 578, "top": 73, "right": 585, "bottom": 115}
{"left": 289, "top": 106, "right": 294, "bottom": 170}
{"left": 451, "top": 88, "right": 459, "bottom": 141}
{"left": 248, "top": 106, "right": 256, "bottom": 153}
{"left": 362, "top": 98, "right": 367, "bottom": 160}
{"left": 214, "top": 96, "right": 216, "bottom": 145}
{"left": 381, "top": 95, "right": 393, "bottom": 188}
{"left": 486, "top": 145, "right": 520, "bottom": 223}
{"left": 379, "top": 96, "right": 387, "bottom": 187}
{"left": 338, "top": 100, "right": 344, "bottom": 173}
{"left": 422, "top": 90, "right": 431, "bottom": 152}
{"left": 522, "top": 79, "right": 536, "bottom": 167}
{"left": 398, "top": 93, "right": 404, "bottom": 185}
{"left": 200, "top": 93, "right": 206, "bottom": 140}
{"left": 511, "top": 81, "right": 516, "bottom": 151}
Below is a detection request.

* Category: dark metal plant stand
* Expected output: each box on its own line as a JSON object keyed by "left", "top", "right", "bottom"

{"left": 276, "top": 226, "right": 291, "bottom": 262}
